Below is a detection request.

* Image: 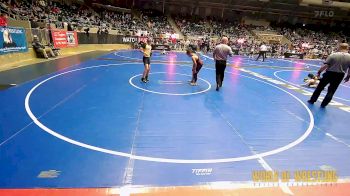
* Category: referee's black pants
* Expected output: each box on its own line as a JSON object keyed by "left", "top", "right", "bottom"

{"left": 215, "top": 60, "right": 227, "bottom": 87}
{"left": 309, "top": 71, "right": 345, "bottom": 107}
{"left": 256, "top": 51, "right": 266, "bottom": 61}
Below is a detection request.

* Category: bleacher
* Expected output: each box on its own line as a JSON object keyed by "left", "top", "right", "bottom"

{"left": 1, "top": 0, "right": 348, "bottom": 71}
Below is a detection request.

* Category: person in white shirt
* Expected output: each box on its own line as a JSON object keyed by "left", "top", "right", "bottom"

{"left": 256, "top": 43, "right": 268, "bottom": 62}
{"left": 185, "top": 40, "right": 190, "bottom": 49}
{"left": 161, "top": 49, "right": 167, "bottom": 55}
{"left": 213, "top": 37, "right": 233, "bottom": 91}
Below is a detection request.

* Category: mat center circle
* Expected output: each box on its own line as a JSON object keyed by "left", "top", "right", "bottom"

{"left": 129, "top": 72, "right": 211, "bottom": 96}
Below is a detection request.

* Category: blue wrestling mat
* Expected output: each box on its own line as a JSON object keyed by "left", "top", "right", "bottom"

{"left": 0, "top": 50, "right": 349, "bottom": 189}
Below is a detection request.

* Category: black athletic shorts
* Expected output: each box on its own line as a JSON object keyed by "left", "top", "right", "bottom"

{"left": 143, "top": 57, "right": 150, "bottom": 65}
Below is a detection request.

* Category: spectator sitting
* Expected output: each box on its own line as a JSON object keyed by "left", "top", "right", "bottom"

{"left": 67, "top": 23, "right": 73, "bottom": 31}
{"left": 32, "top": 35, "right": 56, "bottom": 59}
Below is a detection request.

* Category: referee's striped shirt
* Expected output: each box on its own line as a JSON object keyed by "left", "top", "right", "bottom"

{"left": 213, "top": 44, "right": 233, "bottom": 61}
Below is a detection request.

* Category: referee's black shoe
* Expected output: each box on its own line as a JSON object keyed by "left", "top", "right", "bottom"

{"left": 307, "top": 100, "right": 314, "bottom": 104}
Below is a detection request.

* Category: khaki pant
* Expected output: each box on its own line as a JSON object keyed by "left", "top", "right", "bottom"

{"left": 38, "top": 47, "right": 56, "bottom": 58}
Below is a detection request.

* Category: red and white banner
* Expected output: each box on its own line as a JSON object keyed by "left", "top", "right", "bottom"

{"left": 51, "top": 30, "right": 78, "bottom": 48}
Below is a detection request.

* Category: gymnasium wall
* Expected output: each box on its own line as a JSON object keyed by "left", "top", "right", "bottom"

{"left": 0, "top": 44, "right": 131, "bottom": 71}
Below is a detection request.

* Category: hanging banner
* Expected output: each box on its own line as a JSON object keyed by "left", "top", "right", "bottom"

{"left": 52, "top": 30, "right": 78, "bottom": 48}
{"left": 0, "top": 27, "right": 28, "bottom": 55}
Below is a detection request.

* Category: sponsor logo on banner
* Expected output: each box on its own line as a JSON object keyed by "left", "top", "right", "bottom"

{"left": 122, "top": 36, "right": 138, "bottom": 43}
{"left": 0, "top": 27, "right": 28, "bottom": 55}
{"left": 122, "top": 36, "right": 148, "bottom": 43}
{"left": 52, "top": 30, "right": 78, "bottom": 48}
{"left": 138, "top": 36, "right": 148, "bottom": 43}
{"left": 66, "top": 31, "right": 77, "bottom": 47}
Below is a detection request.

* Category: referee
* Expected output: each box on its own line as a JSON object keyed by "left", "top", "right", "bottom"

{"left": 308, "top": 43, "right": 350, "bottom": 108}
{"left": 213, "top": 37, "right": 233, "bottom": 91}
{"left": 256, "top": 42, "right": 267, "bottom": 62}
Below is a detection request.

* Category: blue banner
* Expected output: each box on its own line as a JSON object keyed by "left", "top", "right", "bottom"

{"left": 0, "top": 27, "right": 28, "bottom": 55}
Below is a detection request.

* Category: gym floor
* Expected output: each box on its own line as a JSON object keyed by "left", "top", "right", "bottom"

{"left": 0, "top": 50, "right": 349, "bottom": 195}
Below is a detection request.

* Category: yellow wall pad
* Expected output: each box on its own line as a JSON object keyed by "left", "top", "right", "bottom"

{"left": 0, "top": 44, "right": 131, "bottom": 72}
